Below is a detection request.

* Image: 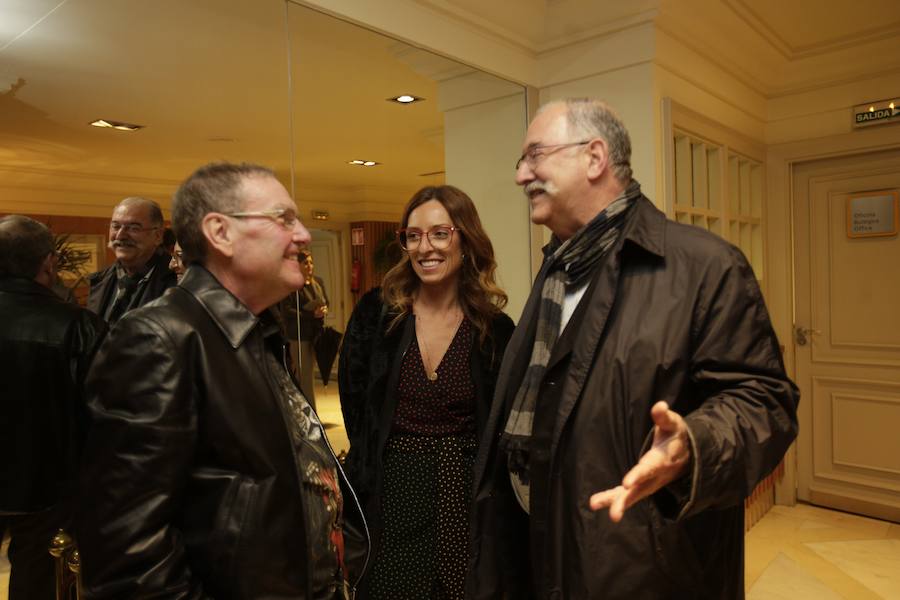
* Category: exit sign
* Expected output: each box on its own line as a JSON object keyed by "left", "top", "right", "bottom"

{"left": 853, "top": 98, "right": 900, "bottom": 128}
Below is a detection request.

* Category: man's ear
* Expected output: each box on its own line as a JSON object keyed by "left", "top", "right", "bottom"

{"left": 201, "top": 213, "right": 235, "bottom": 258}
{"left": 35, "top": 252, "right": 57, "bottom": 288}
{"left": 585, "top": 137, "right": 611, "bottom": 181}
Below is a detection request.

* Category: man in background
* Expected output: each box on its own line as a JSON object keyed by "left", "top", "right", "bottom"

{"left": 280, "top": 250, "right": 329, "bottom": 406}
{"left": 87, "top": 197, "right": 176, "bottom": 324}
{"left": 298, "top": 251, "right": 329, "bottom": 404}
{"left": 0, "top": 215, "right": 106, "bottom": 600}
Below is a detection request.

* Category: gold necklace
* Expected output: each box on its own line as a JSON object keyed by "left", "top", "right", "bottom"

{"left": 416, "top": 310, "right": 463, "bottom": 382}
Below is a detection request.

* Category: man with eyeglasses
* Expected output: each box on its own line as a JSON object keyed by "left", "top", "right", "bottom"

{"left": 0, "top": 216, "right": 106, "bottom": 600}
{"left": 468, "top": 99, "right": 798, "bottom": 599}
{"left": 76, "top": 162, "right": 368, "bottom": 600}
{"left": 87, "top": 196, "right": 176, "bottom": 324}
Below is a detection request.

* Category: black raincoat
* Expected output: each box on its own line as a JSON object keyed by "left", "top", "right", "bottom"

{"left": 468, "top": 195, "right": 799, "bottom": 600}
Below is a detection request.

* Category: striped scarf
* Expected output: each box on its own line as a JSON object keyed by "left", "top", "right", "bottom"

{"left": 500, "top": 181, "right": 641, "bottom": 482}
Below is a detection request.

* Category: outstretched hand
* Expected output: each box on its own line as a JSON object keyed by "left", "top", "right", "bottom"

{"left": 589, "top": 401, "right": 691, "bottom": 522}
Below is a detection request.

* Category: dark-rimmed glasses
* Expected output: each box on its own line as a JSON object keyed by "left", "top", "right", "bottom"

{"left": 515, "top": 140, "right": 590, "bottom": 170}
{"left": 224, "top": 208, "right": 299, "bottom": 229}
{"left": 109, "top": 221, "right": 159, "bottom": 235}
{"left": 396, "top": 225, "right": 461, "bottom": 251}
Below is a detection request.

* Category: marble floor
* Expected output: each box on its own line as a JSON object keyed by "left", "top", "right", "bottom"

{"left": 745, "top": 502, "right": 900, "bottom": 599}
{"left": 3, "top": 381, "right": 899, "bottom": 598}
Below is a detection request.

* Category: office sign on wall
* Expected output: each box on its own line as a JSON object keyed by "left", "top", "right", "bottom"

{"left": 847, "top": 190, "right": 898, "bottom": 238}
{"left": 852, "top": 98, "right": 900, "bottom": 129}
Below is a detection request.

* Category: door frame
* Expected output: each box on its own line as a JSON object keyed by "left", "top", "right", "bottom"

{"left": 766, "top": 125, "right": 900, "bottom": 505}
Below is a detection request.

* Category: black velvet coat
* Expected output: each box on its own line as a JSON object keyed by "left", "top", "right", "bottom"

{"left": 337, "top": 288, "right": 514, "bottom": 589}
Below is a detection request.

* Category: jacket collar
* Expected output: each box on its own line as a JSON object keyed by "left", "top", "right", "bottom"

{"left": 539, "top": 190, "right": 666, "bottom": 261}
{"left": 89, "top": 251, "right": 171, "bottom": 284}
{"left": 620, "top": 194, "right": 666, "bottom": 258}
{"left": 178, "top": 265, "right": 261, "bottom": 349}
{"left": 0, "top": 276, "right": 58, "bottom": 298}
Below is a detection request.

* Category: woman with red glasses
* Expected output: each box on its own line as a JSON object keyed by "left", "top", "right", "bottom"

{"left": 338, "top": 185, "right": 514, "bottom": 599}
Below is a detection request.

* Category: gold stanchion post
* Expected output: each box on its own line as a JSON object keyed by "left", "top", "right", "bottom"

{"left": 48, "top": 528, "right": 81, "bottom": 600}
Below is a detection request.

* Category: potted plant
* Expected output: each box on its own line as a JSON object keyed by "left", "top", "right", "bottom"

{"left": 52, "top": 233, "right": 93, "bottom": 302}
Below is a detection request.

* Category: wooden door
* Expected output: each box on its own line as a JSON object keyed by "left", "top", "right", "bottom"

{"left": 309, "top": 230, "right": 344, "bottom": 330}
{"left": 793, "top": 148, "right": 900, "bottom": 522}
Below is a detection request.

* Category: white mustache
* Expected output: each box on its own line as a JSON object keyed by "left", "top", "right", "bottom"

{"left": 524, "top": 181, "right": 547, "bottom": 196}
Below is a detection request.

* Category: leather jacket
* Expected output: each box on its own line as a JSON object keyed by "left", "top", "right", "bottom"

{"left": 87, "top": 251, "right": 176, "bottom": 322}
{"left": 0, "top": 277, "right": 106, "bottom": 513}
{"left": 76, "top": 266, "right": 369, "bottom": 599}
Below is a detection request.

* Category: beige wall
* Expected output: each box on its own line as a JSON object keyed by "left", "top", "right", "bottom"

{"left": 0, "top": 170, "right": 179, "bottom": 220}
{"left": 442, "top": 81, "right": 531, "bottom": 321}
{"left": 767, "top": 71, "right": 900, "bottom": 145}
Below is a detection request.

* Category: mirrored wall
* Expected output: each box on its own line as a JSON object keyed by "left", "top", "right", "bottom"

{"left": 0, "top": 0, "right": 529, "bottom": 323}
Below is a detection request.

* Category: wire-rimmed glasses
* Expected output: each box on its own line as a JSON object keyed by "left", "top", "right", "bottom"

{"left": 515, "top": 140, "right": 590, "bottom": 170}
{"left": 109, "top": 221, "right": 159, "bottom": 235}
{"left": 224, "top": 208, "right": 299, "bottom": 229}
{"left": 396, "top": 225, "right": 461, "bottom": 251}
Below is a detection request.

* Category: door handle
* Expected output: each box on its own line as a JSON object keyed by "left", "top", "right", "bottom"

{"left": 794, "top": 326, "right": 821, "bottom": 346}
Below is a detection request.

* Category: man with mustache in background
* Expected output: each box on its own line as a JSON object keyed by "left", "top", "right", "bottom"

{"left": 87, "top": 197, "right": 177, "bottom": 324}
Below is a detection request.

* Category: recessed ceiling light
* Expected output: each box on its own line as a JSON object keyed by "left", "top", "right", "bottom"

{"left": 348, "top": 159, "right": 380, "bottom": 167}
{"left": 90, "top": 118, "right": 144, "bottom": 131}
{"left": 388, "top": 94, "right": 423, "bottom": 104}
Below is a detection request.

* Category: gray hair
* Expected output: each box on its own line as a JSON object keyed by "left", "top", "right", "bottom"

{"left": 172, "top": 162, "right": 276, "bottom": 265}
{"left": 116, "top": 196, "right": 164, "bottom": 227}
{"left": 540, "top": 98, "right": 633, "bottom": 182}
{"left": 0, "top": 215, "right": 55, "bottom": 279}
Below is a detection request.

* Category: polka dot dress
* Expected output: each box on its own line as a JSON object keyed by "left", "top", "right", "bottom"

{"left": 368, "top": 318, "right": 476, "bottom": 600}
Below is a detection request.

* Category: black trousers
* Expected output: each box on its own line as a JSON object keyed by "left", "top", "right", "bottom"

{"left": 0, "top": 506, "right": 65, "bottom": 600}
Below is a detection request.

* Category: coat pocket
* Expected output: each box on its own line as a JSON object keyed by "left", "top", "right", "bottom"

{"left": 183, "top": 470, "right": 258, "bottom": 586}
{"left": 646, "top": 500, "right": 706, "bottom": 596}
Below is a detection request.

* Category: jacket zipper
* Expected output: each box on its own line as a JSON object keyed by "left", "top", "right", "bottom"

{"left": 318, "top": 418, "right": 371, "bottom": 596}
{"left": 279, "top": 342, "right": 372, "bottom": 596}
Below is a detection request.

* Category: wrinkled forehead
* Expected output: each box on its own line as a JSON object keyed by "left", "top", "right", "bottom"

{"left": 525, "top": 104, "right": 569, "bottom": 147}
{"left": 238, "top": 174, "right": 294, "bottom": 211}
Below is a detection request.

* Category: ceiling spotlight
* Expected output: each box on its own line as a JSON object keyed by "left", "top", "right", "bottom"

{"left": 348, "top": 159, "right": 380, "bottom": 167}
{"left": 388, "top": 94, "right": 423, "bottom": 104}
{"left": 90, "top": 118, "right": 144, "bottom": 131}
